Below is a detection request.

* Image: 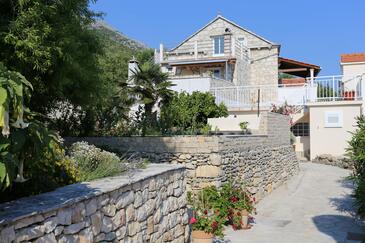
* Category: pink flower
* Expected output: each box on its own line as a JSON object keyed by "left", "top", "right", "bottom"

{"left": 189, "top": 217, "right": 197, "bottom": 224}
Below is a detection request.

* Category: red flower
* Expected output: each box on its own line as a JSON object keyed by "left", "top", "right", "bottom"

{"left": 253, "top": 197, "right": 256, "bottom": 202}
{"left": 204, "top": 210, "right": 208, "bottom": 215}
{"left": 215, "top": 209, "right": 219, "bottom": 215}
{"left": 232, "top": 224, "right": 238, "bottom": 230}
{"left": 189, "top": 217, "right": 197, "bottom": 224}
{"left": 230, "top": 196, "right": 238, "bottom": 203}
{"left": 237, "top": 212, "right": 241, "bottom": 216}
{"left": 211, "top": 221, "right": 218, "bottom": 229}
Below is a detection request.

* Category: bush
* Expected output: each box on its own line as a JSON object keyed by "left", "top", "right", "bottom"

{"left": 347, "top": 115, "right": 365, "bottom": 216}
{"left": 0, "top": 143, "right": 80, "bottom": 203}
{"left": 68, "top": 142, "right": 127, "bottom": 181}
{"left": 160, "top": 91, "right": 228, "bottom": 134}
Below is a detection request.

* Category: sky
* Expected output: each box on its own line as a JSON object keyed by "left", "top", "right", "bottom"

{"left": 90, "top": 0, "right": 365, "bottom": 76}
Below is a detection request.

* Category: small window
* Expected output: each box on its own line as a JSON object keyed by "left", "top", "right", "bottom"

{"left": 212, "top": 69, "right": 221, "bottom": 79}
{"left": 325, "top": 111, "right": 343, "bottom": 128}
{"left": 238, "top": 37, "right": 247, "bottom": 47}
{"left": 291, "top": 122, "right": 309, "bottom": 136}
{"left": 213, "top": 36, "right": 224, "bottom": 55}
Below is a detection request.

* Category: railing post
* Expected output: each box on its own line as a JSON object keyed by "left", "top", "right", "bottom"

{"left": 194, "top": 40, "right": 198, "bottom": 60}
{"left": 236, "top": 87, "right": 239, "bottom": 108}
{"left": 332, "top": 76, "right": 335, "bottom": 101}
{"left": 159, "top": 43, "right": 164, "bottom": 62}
{"left": 231, "top": 38, "right": 235, "bottom": 57}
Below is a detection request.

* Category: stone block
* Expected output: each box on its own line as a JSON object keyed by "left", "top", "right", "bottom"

{"left": 90, "top": 211, "right": 102, "bottom": 236}
{"left": 195, "top": 165, "right": 221, "bottom": 178}
{"left": 34, "top": 233, "right": 56, "bottom": 243}
{"left": 14, "top": 215, "right": 44, "bottom": 230}
{"left": 116, "top": 190, "right": 134, "bottom": 209}
{"left": 63, "top": 222, "right": 85, "bottom": 234}
{"left": 0, "top": 225, "right": 15, "bottom": 243}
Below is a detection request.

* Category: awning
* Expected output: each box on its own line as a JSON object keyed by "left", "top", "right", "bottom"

{"left": 279, "top": 57, "right": 321, "bottom": 78}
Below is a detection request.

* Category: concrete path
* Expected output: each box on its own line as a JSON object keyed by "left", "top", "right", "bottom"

{"left": 223, "top": 163, "right": 365, "bottom": 243}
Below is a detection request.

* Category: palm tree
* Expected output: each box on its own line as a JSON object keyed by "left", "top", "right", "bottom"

{"left": 129, "top": 61, "right": 175, "bottom": 135}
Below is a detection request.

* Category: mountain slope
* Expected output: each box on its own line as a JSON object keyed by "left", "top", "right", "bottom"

{"left": 93, "top": 21, "right": 148, "bottom": 51}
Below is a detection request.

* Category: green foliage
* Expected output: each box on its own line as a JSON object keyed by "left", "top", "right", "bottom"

{"left": 0, "top": 142, "right": 80, "bottom": 203}
{"left": 317, "top": 83, "right": 339, "bottom": 99}
{"left": 239, "top": 121, "right": 248, "bottom": 132}
{"left": 0, "top": 0, "right": 103, "bottom": 113}
{"left": 0, "top": 62, "right": 77, "bottom": 199}
{"left": 347, "top": 115, "right": 365, "bottom": 216}
{"left": 160, "top": 91, "right": 228, "bottom": 134}
{"left": 130, "top": 61, "right": 175, "bottom": 136}
{"left": 68, "top": 141, "right": 127, "bottom": 181}
{"left": 188, "top": 187, "right": 226, "bottom": 237}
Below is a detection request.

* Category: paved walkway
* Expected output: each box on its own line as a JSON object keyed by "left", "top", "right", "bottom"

{"left": 223, "top": 163, "right": 365, "bottom": 243}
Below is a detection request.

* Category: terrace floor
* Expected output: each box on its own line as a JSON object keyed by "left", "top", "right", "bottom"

{"left": 223, "top": 162, "right": 365, "bottom": 243}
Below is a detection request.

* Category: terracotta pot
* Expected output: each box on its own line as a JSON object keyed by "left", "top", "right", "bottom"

{"left": 191, "top": 230, "right": 214, "bottom": 243}
{"left": 233, "top": 209, "right": 249, "bottom": 228}
{"left": 241, "top": 209, "right": 249, "bottom": 228}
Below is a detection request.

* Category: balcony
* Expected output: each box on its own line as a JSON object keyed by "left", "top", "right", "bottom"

{"left": 170, "top": 75, "right": 234, "bottom": 94}
{"left": 155, "top": 37, "right": 249, "bottom": 64}
{"left": 209, "top": 75, "right": 364, "bottom": 110}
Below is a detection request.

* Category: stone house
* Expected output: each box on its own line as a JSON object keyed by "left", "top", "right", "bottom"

{"left": 148, "top": 15, "right": 365, "bottom": 161}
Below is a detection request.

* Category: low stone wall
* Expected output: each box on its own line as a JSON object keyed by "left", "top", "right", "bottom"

{"left": 312, "top": 154, "right": 354, "bottom": 170}
{"left": 0, "top": 164, "right": 188, "bottom": 243}
{"left": 66, "top": 112, "right": 299, "bottom": 200}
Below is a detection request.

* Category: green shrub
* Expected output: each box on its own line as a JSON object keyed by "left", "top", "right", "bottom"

{"left": 160, "top": 91, "right": 228, "bottom": 134}
{"left": 0, "top": 143, "right": 80, "bottom": 203}
{"left": 347, "top": 115, "right": 365, "bottom": 216}
{"left": 68, "top": 141, "right": 126, "bottom": 181}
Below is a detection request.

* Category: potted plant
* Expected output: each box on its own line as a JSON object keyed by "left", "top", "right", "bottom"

{"left": 239, "top": 121, "right": 249, "bottom": 134}
{"left": 188, "top": 188, "right": 225, "bottom": 242}
{"left": 220, "top": 182, "right": 256, "bottom": 230}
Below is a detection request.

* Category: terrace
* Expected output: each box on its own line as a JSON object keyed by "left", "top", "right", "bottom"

{"left": 210, "top": 74, "right": 364, "bottom": 110}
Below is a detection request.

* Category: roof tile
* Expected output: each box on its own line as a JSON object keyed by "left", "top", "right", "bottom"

{"left": 341, "top": 53, "right": 365, "bottom": 63}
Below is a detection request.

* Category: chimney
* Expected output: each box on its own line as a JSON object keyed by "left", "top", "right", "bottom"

{"left": 128, "top": 57, "right": 139, "bottom": 81}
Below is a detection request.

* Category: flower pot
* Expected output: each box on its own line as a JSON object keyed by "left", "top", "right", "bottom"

{"left": 241, "top": 209, "right": 249, "bottom": 228}
{"left": 191, "top": 230, "right": 214, "bottom": 243}
{"left": 233, "top": 209, "right": 249, "bottom": 228}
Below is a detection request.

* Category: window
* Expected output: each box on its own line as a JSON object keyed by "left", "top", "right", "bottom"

{"left": 213, "top": 69, "right": 221, "bottom": 79}
{"left": 238, "top": 37, "right": 247, "bottom": 47}
{"left": 324, "top": 111, "right": 343, "bottom": 128}
{"left": 291, "top": 123, "right": 309, "bottom": 136}
{"left": 213, "top": 36, "right": 224, "bottom": 55}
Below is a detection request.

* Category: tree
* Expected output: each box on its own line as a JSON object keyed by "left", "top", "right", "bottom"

{"left": 160, "top": 92, "right": 228, "bottom": 134}
{"left": 130, "top": 61, "right": 175, "bottom": 135}
{"left": 347, "top": 116, "right": 365, "bottom": 216}
{"left": 0, "top": 0, "right": 104, "bottom": 114}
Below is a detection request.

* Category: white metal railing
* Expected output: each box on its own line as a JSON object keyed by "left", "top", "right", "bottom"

{"left": 155, "top": 37, "right": 248, "bottom": 63}
{"left": 306, "top": 74, "right": 363, "bottom": 102}
{"left": 210, "top": 75, "right": 364, "bottom": 109}
{"left": 210, "top": 85, "right": 278, "bottom": 109}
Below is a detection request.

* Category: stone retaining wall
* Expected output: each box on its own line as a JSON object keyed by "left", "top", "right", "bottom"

{"left": 66, "top": 112, "right": 299, "bottom": 200}
{"left": 312, "top": 154, "right": 354, "bottom": 170}
{"left": 0, "top": 164, "right": 188, "bottom": 243}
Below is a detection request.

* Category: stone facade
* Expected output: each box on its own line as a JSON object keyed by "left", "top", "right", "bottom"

{"left": 67, "top": 112, "right": 299, "bottom": 201}
{"left": 160, "top": 16, "right": 280, "bottom": 87}
{"left": 0, "top": 164, "right": 188, "bottom": 243}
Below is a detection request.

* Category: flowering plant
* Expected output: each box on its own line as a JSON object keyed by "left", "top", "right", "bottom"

{"left": 219, "top": 182, "right": 256, "bottom": 230}
{"left": 187, "top": 187, "right": 225, "bottom": 237}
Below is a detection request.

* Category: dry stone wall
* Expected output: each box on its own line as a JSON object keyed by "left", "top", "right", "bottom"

{"left": 67, "top": 112, "right": 299, "bottom": 200}
{"left": 0, "top": 164, "right": 188, "bottom": 243}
